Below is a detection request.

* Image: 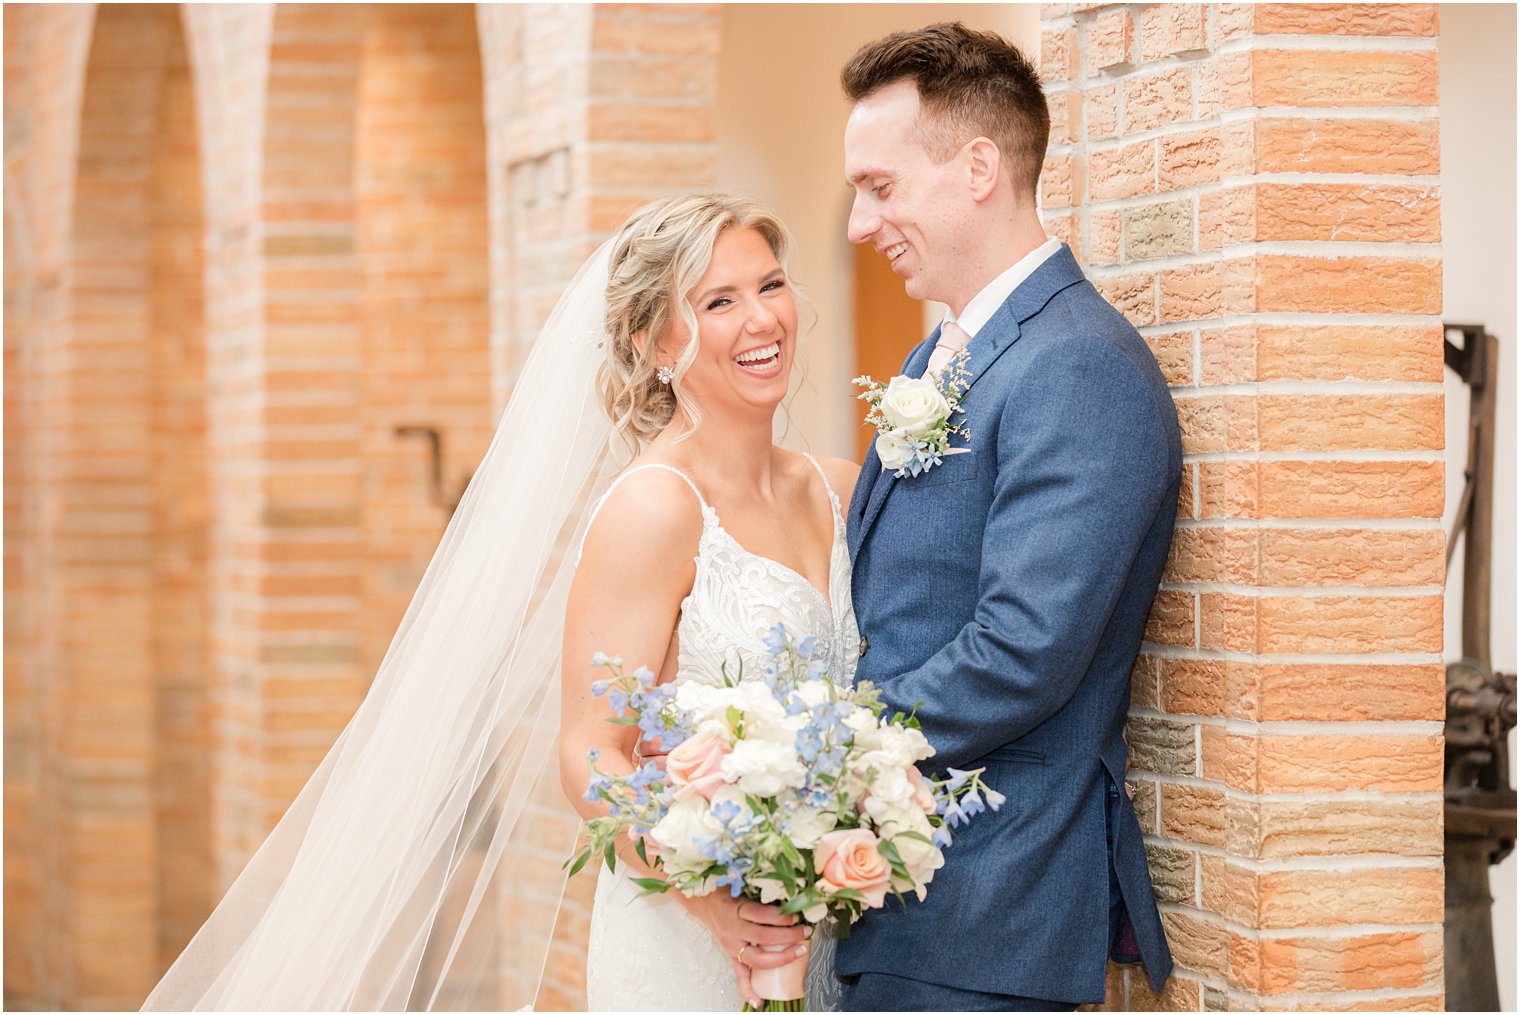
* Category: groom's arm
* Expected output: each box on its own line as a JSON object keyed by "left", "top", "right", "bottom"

{"left": 876, "top": 335, "right": 1178, "bottom": 771}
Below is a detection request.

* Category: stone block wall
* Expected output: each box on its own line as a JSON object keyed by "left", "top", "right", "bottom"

{"left": 1041, "top": 4, "right": 1447, "bottom": 1010}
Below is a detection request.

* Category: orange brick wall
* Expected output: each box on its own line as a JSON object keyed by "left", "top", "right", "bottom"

{"left": 1041, "top": 3, "right": 1446, "bottom": 1010}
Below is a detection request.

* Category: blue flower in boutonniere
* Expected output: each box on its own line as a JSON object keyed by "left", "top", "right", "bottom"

{"left": 853, "top": 349, "right": 972, "bottom": 479}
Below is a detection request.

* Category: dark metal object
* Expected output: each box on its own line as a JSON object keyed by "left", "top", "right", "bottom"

{"left": 1441, "top": 324, "right": 1517, "bottom": 1012}
{"left": 394, "top": 426, "right": 470, "bottom": 515}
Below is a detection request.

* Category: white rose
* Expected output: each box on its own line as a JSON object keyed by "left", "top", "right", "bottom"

{"left": 868, "top": 762, "right": 912, "bottom": 803}
{"left": 879, "top": 375, "right": 950, "bottom": 436}
{"left": 745, "top": 714, "right": 805, "bottom": 755}
{"left": 736, "top": 681, "right": 788, "bottom": 723}
{"left": 884, "top": 826, "right": 945, "bottom": 900}
{"left": 862, "top": 792, "right": 920, "bottom": 830}
{"left": 876, "top": 724, "right": 934, "bottom": 767}
{"left": 845, "top": 710, "right": 883, "bottom": 751}
{"left": 796, "top": 679, "right": 835, "bottom": 709}
{"left": 874, "top": 430, "right": 913, "bottom": 472}
{"left": 780, "top": 803, "right": 838, "bottom": 850}
{"left": 720, "top": 738, "right": 808, "bottom": 797}
{"left": 650, "top": 799, "right": 722, "bottom": 870}
{"left": 674, "top": 682, "right": 741, "bottom": 722}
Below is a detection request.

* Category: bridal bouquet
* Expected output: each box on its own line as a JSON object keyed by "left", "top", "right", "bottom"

{"left": 568, "top": 625, "right": 1003, "bottom": 1011}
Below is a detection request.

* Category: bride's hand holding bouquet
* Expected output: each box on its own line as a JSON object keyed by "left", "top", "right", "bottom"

{"left": 568, "top": 625, "right": 1004, "bottom": 1011}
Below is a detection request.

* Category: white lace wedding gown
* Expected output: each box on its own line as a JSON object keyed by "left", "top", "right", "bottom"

{"left": 581, "top": 456, "right": 859, "bottom": 1012}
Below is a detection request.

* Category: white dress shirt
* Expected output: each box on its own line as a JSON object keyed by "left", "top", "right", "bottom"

{"left": 942, "top": 236, "right": 1063, "bottom": 339}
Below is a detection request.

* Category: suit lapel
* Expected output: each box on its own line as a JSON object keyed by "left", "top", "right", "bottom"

{"left": 849, "top": 244, "right": 1088, "bottom": 560}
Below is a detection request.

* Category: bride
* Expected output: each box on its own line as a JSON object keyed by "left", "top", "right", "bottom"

{"left": 564, "top": 196, "right": 858, "bottom": 1010}
{"left": 142, "top": 193, "right": 858, "bottom": 1011}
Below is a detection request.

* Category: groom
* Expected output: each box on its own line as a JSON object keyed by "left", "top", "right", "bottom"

{"left": 840, "top": 23, "right": 1179, "bottom": 1011}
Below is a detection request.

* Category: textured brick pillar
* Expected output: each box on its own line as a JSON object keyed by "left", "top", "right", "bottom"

{"left": 1041, "top": 4, "right": 1446, "bottom": 1010}
{"left": 3, "top": 3, "right": 220, "bottom": 1006}
{"left": 474, "top": 4, "right": 723, "bottom": 1007}
{"left": 3, "top": 8, "right": 98, "bottom": 1007}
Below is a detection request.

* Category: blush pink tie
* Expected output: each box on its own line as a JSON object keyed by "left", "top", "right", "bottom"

{"left": 926, "top": 319, "right": 971, "bottom": 377}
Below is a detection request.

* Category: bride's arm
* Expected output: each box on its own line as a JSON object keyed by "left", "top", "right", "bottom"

{"left": 560, "top": 468, "right": 698, "bottom": 830}
{"left": 559, "top": 469, "right": 807, "bottom": 1006}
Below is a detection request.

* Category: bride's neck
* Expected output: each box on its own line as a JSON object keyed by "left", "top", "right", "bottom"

{"left": 655, "top": 405, "right": 778, "bottom": 493}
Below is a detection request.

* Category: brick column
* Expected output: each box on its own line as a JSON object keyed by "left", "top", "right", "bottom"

{"left": 3, "top": 9, "right": 98, "bottom": 1006}
{"left": 1041, "top": 4, "right": 1445, "bottom": 1010}
{"left": 180, "top": 2, "right": 278, "bottom": 889}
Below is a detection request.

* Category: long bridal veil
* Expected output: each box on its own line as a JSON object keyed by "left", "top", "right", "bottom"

{"left": 145, "top": 241, "right": 623, "bottom": 1011}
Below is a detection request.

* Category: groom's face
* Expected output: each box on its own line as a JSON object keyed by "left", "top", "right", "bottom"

{"left": 844, "top": 80, "right": 971, "bottom": 307}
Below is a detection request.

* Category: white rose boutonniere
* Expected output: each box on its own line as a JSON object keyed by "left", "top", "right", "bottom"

{"left": 879, "top": 376, "right": 950, "bottom": 436}
{"left": 854, "top": 349, "right": 972, "bottom": 478}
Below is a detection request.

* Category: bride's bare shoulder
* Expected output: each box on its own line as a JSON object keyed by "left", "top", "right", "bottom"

{"left": 812, "top": 454, "right": 862, "bottom": 500}
{"left": 579, "top": 461, "right": 703, "bottom": 573}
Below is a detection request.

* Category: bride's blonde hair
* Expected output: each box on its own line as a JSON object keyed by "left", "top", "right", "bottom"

{"left": 598, "top": 193, "right": 797, "bottom": 454}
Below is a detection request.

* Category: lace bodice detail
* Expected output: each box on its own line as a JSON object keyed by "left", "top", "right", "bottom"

{"left": 582, "top": 455, "right": 857, "bottom": 1011}
{"left": 581, "top": 457, "right": 858, "bottom": 691}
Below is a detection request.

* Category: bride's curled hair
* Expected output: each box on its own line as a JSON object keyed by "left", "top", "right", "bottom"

{"left": 599, "top": 192, "right": 796, "bottom": 454}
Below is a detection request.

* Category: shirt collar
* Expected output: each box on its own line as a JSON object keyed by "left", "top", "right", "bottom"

{"left": 943, "top": 236, "right": 1063, "bottom": 339}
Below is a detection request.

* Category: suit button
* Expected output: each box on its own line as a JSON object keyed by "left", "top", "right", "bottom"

{"left": 859, "top": 636, "right": 869, "bottom": 657}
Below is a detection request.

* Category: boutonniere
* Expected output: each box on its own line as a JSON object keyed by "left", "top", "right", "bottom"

{"left": 853, "top": 351, "right": 972, "bottom": 478}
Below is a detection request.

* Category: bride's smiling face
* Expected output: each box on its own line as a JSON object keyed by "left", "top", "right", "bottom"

{"left": 659, "top": 226, "right": 797, "bottom": 416}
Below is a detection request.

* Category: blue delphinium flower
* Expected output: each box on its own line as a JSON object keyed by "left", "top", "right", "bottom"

{"left": 629, "top": 762, "right": 662, "bottom": 790}
{"left": 944, "top": 767, "right": 972, "bottom": 793}
{"left": 715, "top": 870, "right": 746, "bottom": 897}
{"left": 763, "top": 623, "right": 789, "bottom": 658}
{"left": 696, "top": 836, "right": 734, "bottom": 866}
{"left": 636, "top": 708, "right": 666, "bottom": 742}
{"left": 932, "top": 824, "right": 953, "bottom": 849}
{"left": 606, "top": 687, "right": 630, "bottom": 715}
{"left": 710, "top": 799, "right": 742, "bottom": 826}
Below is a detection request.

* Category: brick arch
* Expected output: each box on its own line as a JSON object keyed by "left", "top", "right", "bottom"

{"left": 60, "top": 3, "right": 209, "bottom": 1006}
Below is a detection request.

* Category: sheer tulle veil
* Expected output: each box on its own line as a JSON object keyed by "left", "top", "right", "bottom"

{"left": 144, "top": 240, "right": 625, "bottom": 1010}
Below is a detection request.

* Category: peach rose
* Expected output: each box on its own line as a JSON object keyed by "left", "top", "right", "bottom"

{"left": 906, "top": 766, "right": 937, "bottom": 814}
{"left": 815, "top": 828, "right": 892, "bottom": 909}
{"left": 665, "top": 723, "right": 731, "bottom": 800}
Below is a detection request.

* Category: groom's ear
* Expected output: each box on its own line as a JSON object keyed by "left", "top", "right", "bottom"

{"left": 964, "top": 137, "right": 1003, "bottom": 203}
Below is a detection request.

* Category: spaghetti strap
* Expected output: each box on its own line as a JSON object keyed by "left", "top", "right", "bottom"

{"left": 800, "top": 452, "right": 844, "bottom": 519}
{"left": 577, "top": 463, "right": 709, "bottom": 565}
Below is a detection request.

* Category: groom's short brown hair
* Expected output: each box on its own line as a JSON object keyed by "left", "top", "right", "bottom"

{"left": 842, "top": 22, "right": 1049, "bottom": 196}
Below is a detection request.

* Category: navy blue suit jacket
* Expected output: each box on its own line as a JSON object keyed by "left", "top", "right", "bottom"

{"left": 840, "top": 245, "right": 1179, "bottom": 1004}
